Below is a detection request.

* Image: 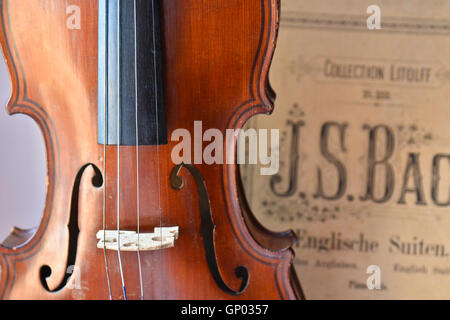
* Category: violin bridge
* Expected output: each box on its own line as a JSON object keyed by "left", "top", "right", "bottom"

{"left": 96, "top": 227, "right": 179, "bottom": 252}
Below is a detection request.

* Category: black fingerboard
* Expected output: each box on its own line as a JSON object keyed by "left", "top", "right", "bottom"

{"left": 98, "top": 0, "right": 167, "bottom": 146}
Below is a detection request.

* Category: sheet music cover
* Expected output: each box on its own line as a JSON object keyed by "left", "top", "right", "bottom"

{"left": 241, "top": 0, "right": 450, "bottom": 299}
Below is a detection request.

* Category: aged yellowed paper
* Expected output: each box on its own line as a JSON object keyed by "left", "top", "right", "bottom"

{"left": 242, "top": 0, "right": 450, "bottom": 299}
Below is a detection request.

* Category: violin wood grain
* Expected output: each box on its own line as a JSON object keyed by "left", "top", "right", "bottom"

{"left": 0, "top": 0, "right": 303, "bottom": 299}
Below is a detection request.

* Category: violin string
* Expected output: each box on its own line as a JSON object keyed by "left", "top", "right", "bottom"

{"left": 116, "top": 0, "right": 127, "bottom": 300}
{"left": 102, "top": 0, "right": 113, "bottom": 300}
{"left": 134, "top": 0, "right": 145, "bottom": 300}
{"left": 150, "top": 0, "right": 163, "bottom": 266}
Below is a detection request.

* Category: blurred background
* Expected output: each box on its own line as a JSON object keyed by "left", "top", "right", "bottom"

{"left": 0, "top": 53, "right": 46, "bottom": 242}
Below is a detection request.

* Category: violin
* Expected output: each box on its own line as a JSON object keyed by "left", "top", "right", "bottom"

{"left": 0, "top": 0, "right": 303, "bottom": 300}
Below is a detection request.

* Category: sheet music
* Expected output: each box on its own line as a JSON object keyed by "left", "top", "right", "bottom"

{"left": 241, "top": 0, "right": 450, "bottom": 299}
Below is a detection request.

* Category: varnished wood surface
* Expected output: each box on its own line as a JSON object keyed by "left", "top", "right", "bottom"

{"left": 0, "top": 0, "right": 302, "bottom": 299}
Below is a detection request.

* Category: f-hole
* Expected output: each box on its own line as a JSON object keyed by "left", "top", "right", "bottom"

{"left": 40, "top": 164, "right": 103, "bottom": 292}
{"left": 170, "top": 163, "right": 249, "bottom": 296}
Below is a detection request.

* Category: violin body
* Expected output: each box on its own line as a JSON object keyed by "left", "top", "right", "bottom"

{"left": 0, "top": 0, "right": 302, "bottom": 299}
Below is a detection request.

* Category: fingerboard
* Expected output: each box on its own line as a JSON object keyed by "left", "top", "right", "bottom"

{"left": 98, "top": 0, "right": 167, "bottom": 145}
